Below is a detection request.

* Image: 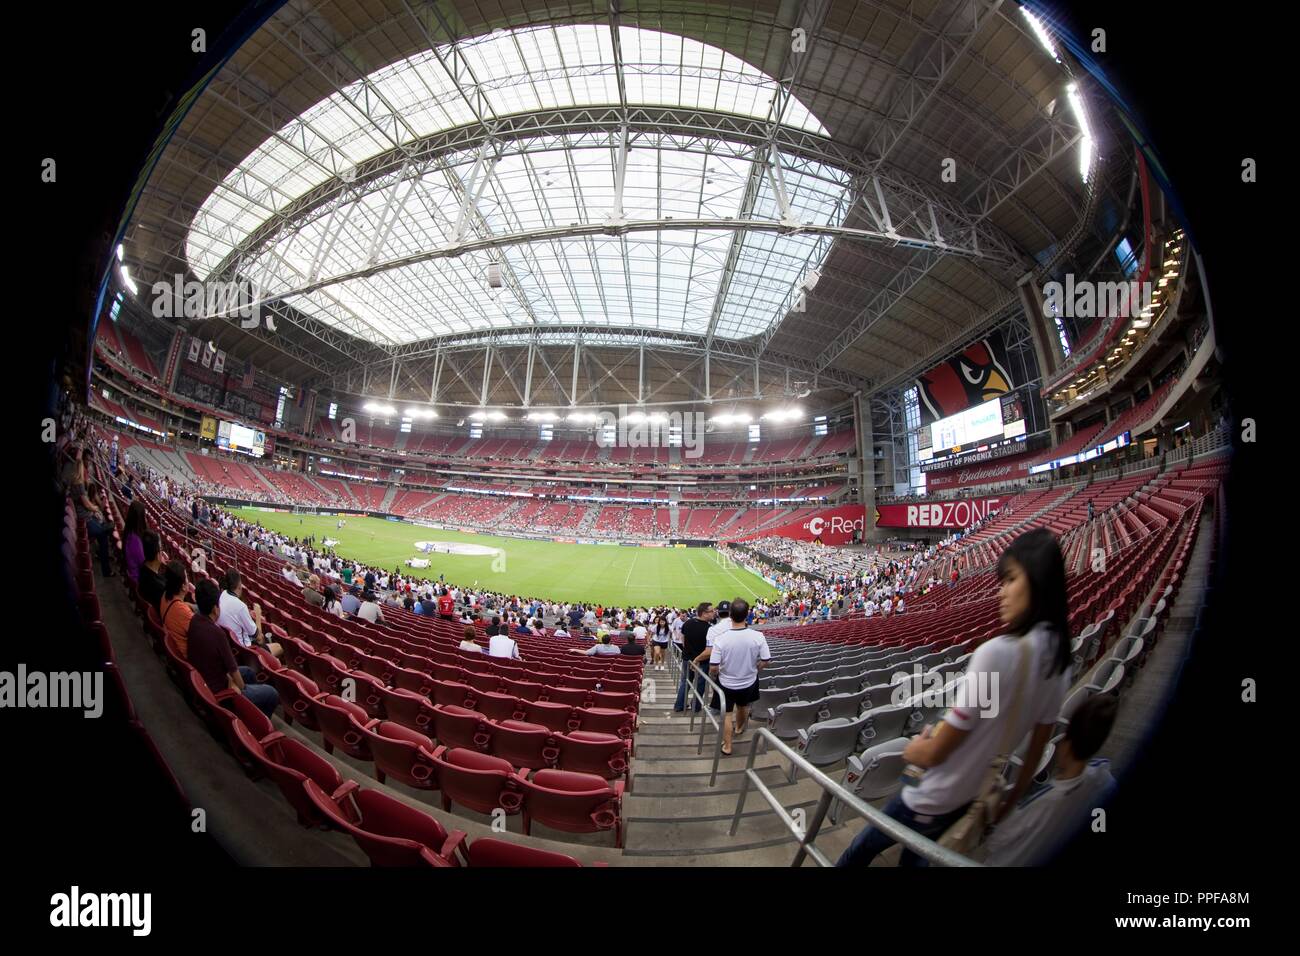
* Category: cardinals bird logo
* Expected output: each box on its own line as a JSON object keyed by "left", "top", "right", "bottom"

{"left": 919, "top": 339, "right": 1013, "bottom": 423}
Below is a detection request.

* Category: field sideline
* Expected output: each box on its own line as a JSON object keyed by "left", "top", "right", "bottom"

{"left": 229, "top": 508, "right": 779, "bottom": 608}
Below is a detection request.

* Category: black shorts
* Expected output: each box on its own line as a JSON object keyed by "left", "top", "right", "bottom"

{"left": 718, "top": 680, "right": 760, "bottom": 711}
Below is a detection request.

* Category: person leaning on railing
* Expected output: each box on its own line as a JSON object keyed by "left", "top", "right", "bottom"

{"left": 836, "top": 528, "right": 1073, "bottom": 867}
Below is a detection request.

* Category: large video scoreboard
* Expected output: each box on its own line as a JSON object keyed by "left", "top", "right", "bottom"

{"left": 919, "top": 392, "right": 1028, "bottom": 464}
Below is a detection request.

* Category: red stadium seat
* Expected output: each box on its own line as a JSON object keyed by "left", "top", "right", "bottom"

{"left": 377, "top": 686, "right": 436, "bottom": 734}
{"left": 230, "top": 724, "right": 357, "bottom": 828}
{"left": 520, "top": 700, "right": 575, "bottom": 733}
{"left": 473, "top": 690, "right": 522, "bottom": 722}
{"left": 576, "top": 707, "right": 635, "bottom": 738}
{"left": 520, "top": 769, "right": 624, "bottom": 847}
{"left": 264, "top": 669, "right": 321, "bottom": 730}
{"left": 464, "top": 671, "right": 503, "bottom": 695}
{"left": 488, "top": 719, "right": 556, "bottom": 771}
{"left": 390, "top": 666, "right": 434, "bottom": 697}
{"left": 186, "top": 670, "right": 239, "bottom": 742}
{"left": 553, "top": 730, "right": 630, "bottom": 780}
{"left": 360, "top": 721, "right": 439, "bottom": 790}
{"left": 303, "top": 783, "right": 466, "bottom": 867}
{"left": 308, "top": 694, "right": 377, "bottom": 760}
{"left": 501, "top": 678, "right": 544, "bottom": 702}
{"left": 432, "top": 704, "right": 490, "bottom": 751}
{"left": 305, "top": 652, "right": 349, "bottom": 696}
{"left": 432, "top": 747, "right": 526, "bottom": 816}
{"left": 220, "top": 692, "right": 277, "bottom": 772}
{"left": 541, "top": 686, "right": 590, "bottom": 708}
{"left": 338, "top": 671, "right": 387, "bottom": 721}
{"left": 590, "top": 690, "right": 638, "bottom": 712}
{"left": 430, "top": 679, "right": 474, "bottom": 709}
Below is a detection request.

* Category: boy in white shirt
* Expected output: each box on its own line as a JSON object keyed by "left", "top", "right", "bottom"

{"left": 982, "top": 694, "right": 1118, "bottom": 866}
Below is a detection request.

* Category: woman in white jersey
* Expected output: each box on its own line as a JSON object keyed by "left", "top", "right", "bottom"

{"left": 837, "top": 528, "right": 1073, "bottom": 866}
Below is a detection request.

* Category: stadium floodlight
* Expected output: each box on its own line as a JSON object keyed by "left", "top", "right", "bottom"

{"left": 404, "top": 407, "right": 437, "bottom": 418}
{"left": 625, "top": 411, "right": 646, "bottom": 424}
{"left": 762, "top": 406, "right": 804, "bottom": 422}
{"left": 711, "top": 412, "right": 752, "bottom": 425}
{"left": 363, "top": 401, "right": 396, "bottom": 415}
{"left": 646, "top": 412, "right": 669, "bottom": 423}
{"left": 1066, "top": 83, "right": 1093, "bottom": 182}
{"left": 116, "top": 243, "right": 124, "bottom": 262}
{"left": 1020, "top": 5, "right": 1061, "bottom": 62}
{"left": 527, "top": 411, "right": 558, "bottom": 422}
{"left": 118, "top": 264, "right": 138, "bottom": 295}
{"left": 487, "top": 411, "right": 508, "bottom": 421}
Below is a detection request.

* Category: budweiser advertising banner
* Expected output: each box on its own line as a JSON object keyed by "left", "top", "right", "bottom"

{"left": 925, "top": 448, "right": 1037, "bottom": 491}
{"left": 875, "top": 497, "right": 1004, "bottom": 529}
{"left": 735, "top": 505, "right": 867, "bottom": 545}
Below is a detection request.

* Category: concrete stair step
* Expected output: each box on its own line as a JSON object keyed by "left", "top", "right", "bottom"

{"left": 624, "top": 811, "right": 850, "bottom": 852}
{"left": 625, "top": 774, "right": 829, "bottom": 818}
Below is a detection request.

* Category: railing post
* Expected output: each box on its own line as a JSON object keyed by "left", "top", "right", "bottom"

{"left": 728, "top": 733, "right": 761, "bottom": 836}
{"left": 791, "top": 788, "right": 835, "bottom": 868}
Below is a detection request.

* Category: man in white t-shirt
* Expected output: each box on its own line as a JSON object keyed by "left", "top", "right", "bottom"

{"left": 982, "top": 694, "right": 1118, "bottom": 866}
{"left": 488, "top": 632, "right": 522, "bottom": 660}
{"left": 357, "top": 592, "right": 386, "bottom": 625}
{"left": 216, "top": 570, "right": 282, "bottom": 658}
{"left": 708, "top": 599, "right": 770, "bottom": 755}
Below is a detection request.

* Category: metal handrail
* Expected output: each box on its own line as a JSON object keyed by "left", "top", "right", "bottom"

{"left": 728, "top": 727, "right": 980, "bottom": 867}
{"left": 669, "top": 641, "right": 727, "bottom": 786}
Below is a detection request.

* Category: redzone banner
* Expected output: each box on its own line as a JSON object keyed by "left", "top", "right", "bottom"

{"left": 875, "top": 497, "right": 1004, "bottom": 529}
{"left": 734, "top": 505, "right": 866, "bottom": 545}
{"left": 924, "top": 448, "right": 1038, "bottom": 491}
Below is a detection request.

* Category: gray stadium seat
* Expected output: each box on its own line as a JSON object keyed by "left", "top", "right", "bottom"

{"left": 1110, "top": 635, "right": 1145, "bottom": 672}
{"left": 829, "top": 674, "right": 864, "bottom": 695}
{"left": 859, "top": 702, "right": 913, "bottom": 744}
{"left": 1085, "top": 659, "right": 1125, "bottom": 696}
{"left": 861, "top": 666, "right": 907, "bottom": 689}
{"left": 766, "top": 699, "right": 826, "bottom": 741}
{"left": 792, "top": 711, "right": 874, "bottom": 781}
{"left": 786, "top": 681, "right": 830, "bottom": 702}
{"left": 1072, "top": 621, "right": 1103, "bottom": 676}
{"left": 819, "top": 688, "right": 872, "bottom": 721}
{"left": 754, "top": 685, "right": 794, "bottom": 719}
{"left": 859, "top": 682, "right": 902, "bottom": 713}
{"left": 829, "top": 737, "right": 909, "bottom": 824}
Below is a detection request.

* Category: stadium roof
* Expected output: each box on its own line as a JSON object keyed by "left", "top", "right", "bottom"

{"left": 124, "top": 0, "right": 1125, "bottom": 405}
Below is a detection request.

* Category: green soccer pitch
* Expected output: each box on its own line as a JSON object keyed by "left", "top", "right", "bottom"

{"left": 229, "top": 508, "right": 779, "bottom": 608}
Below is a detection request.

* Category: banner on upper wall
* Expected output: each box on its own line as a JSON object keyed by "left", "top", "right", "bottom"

{"left": 924, "top": 447, "right": 1038, "bottom": 491}
{"left": 199, "top": 415, "right": 218, "bottom": 441}
{"left": 734, "top": 504, "right": 867, "bottom": 545}
{"left": 917, "top": 330, "right": 1016, "bottom": 426}
{"left": 875, "top": 497, "right": 1004, "bottom": 530}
